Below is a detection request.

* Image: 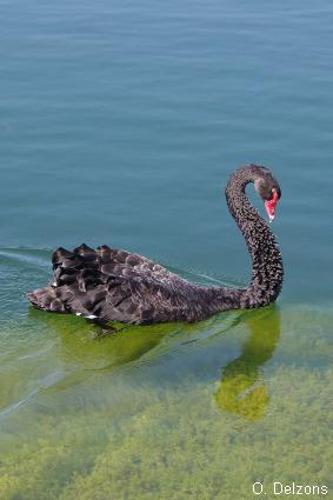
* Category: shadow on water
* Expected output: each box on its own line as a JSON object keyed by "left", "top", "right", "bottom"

{"left": 215, "top": 306, "right": 280, "bottom": 421}
{"left": 27, "top": 307, "right": 180, "bottom": 373}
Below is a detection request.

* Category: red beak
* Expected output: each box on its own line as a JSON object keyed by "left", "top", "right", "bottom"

{"left": 265, "top": 190, "right": 279, "bottom": 221}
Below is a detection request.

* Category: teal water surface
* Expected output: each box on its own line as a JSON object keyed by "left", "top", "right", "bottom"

{"left": 0, "top": 1, "right": 332, "bottom": 499}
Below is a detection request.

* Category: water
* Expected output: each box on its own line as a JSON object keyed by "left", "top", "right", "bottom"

{"left": 0, "top": 1, "right": 332, "bottom": 498}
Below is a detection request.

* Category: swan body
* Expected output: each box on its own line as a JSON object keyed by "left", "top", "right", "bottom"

{"left": 27, "top": 165, "right": 283, "bottom": 324}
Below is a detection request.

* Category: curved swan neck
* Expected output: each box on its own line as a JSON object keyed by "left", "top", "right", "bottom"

{"left": 223, "top": 165, "right": 284, "bottom": 308}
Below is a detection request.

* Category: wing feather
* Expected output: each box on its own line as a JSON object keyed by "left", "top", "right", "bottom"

{"left": 41, "top": 244, "right": 189, "bottom": 323}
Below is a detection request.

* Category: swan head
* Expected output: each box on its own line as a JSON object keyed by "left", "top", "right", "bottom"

{"left": 253, "top": 166, "right": 281, "bottom": 221}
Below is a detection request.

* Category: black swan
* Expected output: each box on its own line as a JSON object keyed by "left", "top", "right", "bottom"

{"left": 27, "top": 165, "right": 283, "bottom": 325}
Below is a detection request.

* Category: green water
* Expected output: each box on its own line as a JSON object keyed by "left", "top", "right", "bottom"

{"left": 0, "top": 1, "right": 332, "bottom": 499}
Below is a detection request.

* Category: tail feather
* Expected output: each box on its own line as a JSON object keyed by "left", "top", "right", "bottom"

{"left": 27, "top": 287, "right": 67, "bottom": 313}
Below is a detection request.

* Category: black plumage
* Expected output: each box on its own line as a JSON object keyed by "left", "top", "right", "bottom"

{"left": 27, "top": 165, "right": 284, "bottom": 324}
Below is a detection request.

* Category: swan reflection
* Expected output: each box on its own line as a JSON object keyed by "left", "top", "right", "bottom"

{"left": 215, "top": 306, "right": 280, "bottom": 421}
{"left": 29, "top": 304, "right": 280, "bottom": 421}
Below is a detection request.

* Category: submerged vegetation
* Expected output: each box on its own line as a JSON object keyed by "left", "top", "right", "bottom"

{"left": 0, "top": 305, "right": 332, "bottom": 500}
